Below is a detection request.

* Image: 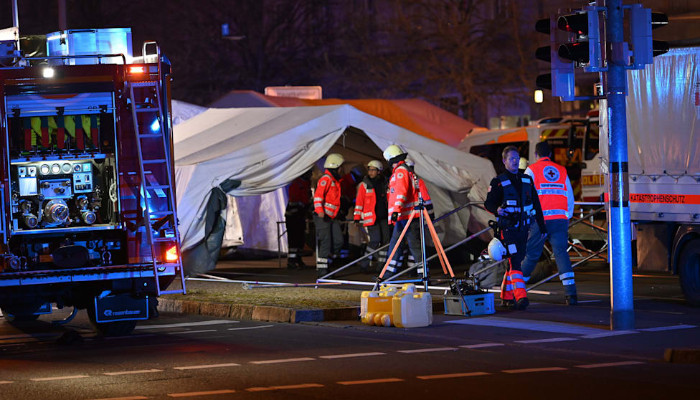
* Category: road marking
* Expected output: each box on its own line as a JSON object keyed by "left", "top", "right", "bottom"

{"left": 172, "top": 329, "right": 218, "bottom": 335}
{"left": 460, "top": 343, "right": 505, "bottom": 349}
{"left": 104, "top": 369, "right": 163, "bottom": 376}
{"left": 31, "top": 375, "right": 90, "bottom": 382}
{"left": 639, "top": 324, "right": 696, "bottom": 332}
{"left": 319, "top": 352, "right": 386, "bottom": 359}
{"left": 228, "top": 325, "right": 274, "bottom": 331}
{"left": 576, "top": 361, "right": 645, "bottom": 369}
{"left": 577, "top": 300, "right": 602, "bottom": 303}
{"left": 446, "top": 317, "right": 604, "bottom": 335}
{"left": 0, "top": 381, "right": 13, "bottom": 384}
{"left": 515, "top": 337, "right": 579, "bottom": 344}
{"left": 581, "top": 330, "right": 639, "bottom": 339}
{"left": 397, "top": 347, "right": 458, "bottom": 354}
{"left": 136, "top": 320, "right": 239, "bottom": 330}
{"left": 91, "top": 396, "right": 149, "bottom": 400}
{"left": 337, "top": 378, "right": 404, "bottom": 385}
{"left": 417, "top": 372, "right": 490, "bottom": 380}
{"left": 168, "top": 389, "right": 235, "bottom": 397}
{"left": 246, "top": 383, "right": 323, "bottom": 392}
{"left": 250, "top": 357, "right": 315, "bottom": 365}
{"left": 0, "top": 333, "right": 57, "bottom": 340}
{"left": 174, "top": 363, "right": 240, "bottom": 370}
{"left": 503, "top": 367, "right": 567, "bottom": 374}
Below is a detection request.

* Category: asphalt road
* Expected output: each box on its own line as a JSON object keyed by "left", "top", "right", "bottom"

{"left": 1, "top": 273, "right": 699, "bottom": 400}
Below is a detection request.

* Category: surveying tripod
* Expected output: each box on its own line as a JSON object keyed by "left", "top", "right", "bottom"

{"left": 375, "top": 174, "right": 456, "bottom": 291}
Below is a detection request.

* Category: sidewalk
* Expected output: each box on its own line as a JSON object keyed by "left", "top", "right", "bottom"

{"left": 158, "top": 256, "right": 700, "bottom": 332}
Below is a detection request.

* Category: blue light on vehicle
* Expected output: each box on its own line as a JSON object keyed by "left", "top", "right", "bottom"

{"left": 150, "top": 119, "right": 160, "bottom": 132}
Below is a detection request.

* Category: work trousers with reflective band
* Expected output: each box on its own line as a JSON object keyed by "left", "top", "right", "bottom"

{"left": 521, "top": 219, "right": 577, "bottom": 296}
{"left": 362, "top": 220, "right": 391, "bottom": 268}
{"left": 499, "top": 226, "right": 528, "bottom": 301}
{"left": 314, "top": 215, "right": 343, "bottom": 271}
{"left": 385, "top": 219, "right": 422, "bottom": 278}
{"left": 286, "top": 211, "right": 306, "bottom": 263}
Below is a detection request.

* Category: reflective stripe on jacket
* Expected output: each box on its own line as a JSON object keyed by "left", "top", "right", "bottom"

{"left": 388, "top": 162, "right": 419, "bottom": 222}
{"left": 498, "top": 173, "right": 535, "bottom": 227}
{"left": 526, "top": 157, "right": 572, "bottom": 220}
{"left": 354, "top": 181, "right": 377, "bottom": 226}
{"left": 313, "top": 170, "right": 341, "bottom": 218}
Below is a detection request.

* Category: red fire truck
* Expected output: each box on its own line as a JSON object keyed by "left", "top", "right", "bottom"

{"left": 0, "top": 28, "right": 185, "bottom": 335}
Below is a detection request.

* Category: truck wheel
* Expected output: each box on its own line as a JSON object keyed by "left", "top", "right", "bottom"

{"left": 679, "top": 238, "right": 700, "bottom": 307}
{"left": 87, "top": 308, "right": 138, "bottom": 337}
{"left": 1, "top": 306, "right": 41, "bottom": 323}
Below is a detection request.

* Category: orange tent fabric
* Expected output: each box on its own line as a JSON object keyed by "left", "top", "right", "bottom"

{"left": 209, "top": 91, "right": 481, "bottom": 147}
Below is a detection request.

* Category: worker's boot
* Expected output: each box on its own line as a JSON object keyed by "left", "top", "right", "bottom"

{"left": 515, "top": 297, "right": 529, "bottom": 310}
{"left": 566, "top": 295, "right": 578, "bottom": 306}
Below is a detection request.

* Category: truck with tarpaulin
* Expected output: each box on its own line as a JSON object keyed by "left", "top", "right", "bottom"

{"left": 0, "top": 26, "right": 185, "bottom": 335}
{"left": 599, "top": 46, "right": 700, "bottom": 305}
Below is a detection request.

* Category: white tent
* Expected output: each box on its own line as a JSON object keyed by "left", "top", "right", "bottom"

{"left": 173, "top": 104, "right": 495, "bottom": 273}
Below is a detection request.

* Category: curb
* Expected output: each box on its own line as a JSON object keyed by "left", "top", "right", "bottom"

{"left": 664, "top": 348, "right": 700, "bottom": 364}
{"left": 158, "top": 298, "right": 360, "bottom": 324}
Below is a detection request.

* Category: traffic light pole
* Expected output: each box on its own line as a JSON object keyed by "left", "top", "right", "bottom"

{"left": 606, "top": 0, "right": 635, "bottom": 330}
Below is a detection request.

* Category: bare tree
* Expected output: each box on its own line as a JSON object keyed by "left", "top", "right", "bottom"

{"left": 319, "top": 0, "right": 538, "bottom": 125}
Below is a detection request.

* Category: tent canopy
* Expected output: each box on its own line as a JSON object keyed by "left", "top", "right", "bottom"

{"left": 210, "top": 90, "right": 481, "bottom": 147}
{"left": 174, "top": 104, "right": 495, "bottom": 252}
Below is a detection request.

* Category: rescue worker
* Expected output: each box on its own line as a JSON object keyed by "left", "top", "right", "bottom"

{"left": 399, "top": 157, "right": 434, "bottom": 276}
{"left": 337, "top": 165, "right": 363, "bottom": 263}
{"left": 485, "top": 145, "right": 546, "bottom": 310}
{"left": 522, "top": 141, "right": 578, "bottom": 305}
{"left": 353, "top": 160, "right": 390, "bottom": 273}
{"left": 285, "top": 169, "right": 312, "bottom": 269}
{"left": 313, "top": 153, "right": 345, "bottom": 277}
{"left": 382, "top": 145, "right": 424, "bottom": 279}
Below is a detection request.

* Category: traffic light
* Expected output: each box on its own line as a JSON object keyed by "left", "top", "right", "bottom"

{"left": 535, "top": 16, "right": 575, "bottom": 100}
{"left": 557, "top": 9, "right": 602, "bottom": 71}
{"left": 629, "top": 5, "right": 669, "bottom": 68}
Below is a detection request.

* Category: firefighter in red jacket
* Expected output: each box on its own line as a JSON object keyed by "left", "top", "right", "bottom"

{"left": 313, "top": 153, "right": 345, "bottom": 277}
{"left": 382, "top": 145, "right": 424, "bottom": 279}
{"left": 285, "top": 169, "right": 312, "bottom": 269}
{"left": 398, "top": 157, "right": 434, "bottom": 274}
{"left": 353, "top": 160, "right": 389, "bottom": 273}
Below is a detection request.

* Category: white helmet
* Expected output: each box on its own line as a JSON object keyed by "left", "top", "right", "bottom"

{"left": 324, "top": 153, "right": 344, "bottom": 169}
{"left": 488, "top": 238, "right": 507, "bottom": 261}
{"left": 367, "top": 160, "right": 383, "bottom": 171}
{"left": 383, "top": 144, "right": 405, "bottom": 162}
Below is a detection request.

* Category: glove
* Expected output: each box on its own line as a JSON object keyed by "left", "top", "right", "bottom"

{"left": 323, "top": 214, "right": 331, "bottom": 222}
{"left": 391, "top": 212, "right": 399, "bottom": 222}
{"left": 354, "top": 220, "right": 360, "bottom": 225}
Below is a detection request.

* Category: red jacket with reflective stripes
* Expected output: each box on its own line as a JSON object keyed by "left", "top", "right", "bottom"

{"left": 354, "top": 181, "right": 378, "bottom": 226}
{"left": 313, "top": 170, "right": 341, "bottom": 218}
{"left": 388, "top": 161, "right": 419, "bottom": 223}
{"left": 526, "top": 157, "right": 571, "bottom": 221}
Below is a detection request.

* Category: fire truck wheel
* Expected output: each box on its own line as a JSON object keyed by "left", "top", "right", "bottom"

{"left": 87, "top": 308, "right": 138, "bottom": 337}
{"left": 1, "top": 308, "right": 40, "bottom": 323}
{"left": 679, "top": 238, "right": 700, "bottom": 307}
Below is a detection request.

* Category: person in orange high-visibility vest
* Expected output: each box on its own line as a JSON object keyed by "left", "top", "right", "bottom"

{"left": 396, "top": 157, "right": 434, "bottom": 275}
{"left": 353, "top": 160, "right": 389, "bottom": 273}
{"left": 522, "top": 141, "right": 578, "bottom": 305}
{"left": 382, "top": 145, "right": 423, "bottom": 279}
{"left": 485, "top": 146, "right": 546, "bottom": 310}
{"left": 313, "top": 153, "right": 344, "bottom": 277}
{"left": 285, "top": 169, "right": 312, "bottom": 269}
